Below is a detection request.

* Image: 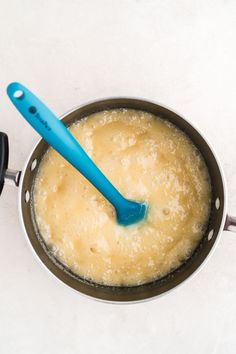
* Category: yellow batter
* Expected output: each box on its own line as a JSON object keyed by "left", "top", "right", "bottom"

{"left": 33, "top": 109, "right": 211, "bottom": 286}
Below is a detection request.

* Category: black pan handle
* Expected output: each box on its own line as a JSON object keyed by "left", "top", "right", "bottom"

{"left": 0, "top": 132, "right": 9, "bottom": 196}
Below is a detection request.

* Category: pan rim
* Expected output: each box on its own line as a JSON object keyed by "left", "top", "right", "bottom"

{"left": 17, "top": 97, "right": 228, "bottom": 303}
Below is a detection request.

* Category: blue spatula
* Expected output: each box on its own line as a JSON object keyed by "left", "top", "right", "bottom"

{"left": 7, "top": 82, "right": 148, "bottom": 226}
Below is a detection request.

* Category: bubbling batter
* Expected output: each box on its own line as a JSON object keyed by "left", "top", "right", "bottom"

{"left": 33, "top": 109, "right": 211, "bottom": 286}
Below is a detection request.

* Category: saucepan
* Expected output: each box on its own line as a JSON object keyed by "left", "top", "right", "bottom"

{"left": 1, "top": 98, "right": 235, "bottom": 303}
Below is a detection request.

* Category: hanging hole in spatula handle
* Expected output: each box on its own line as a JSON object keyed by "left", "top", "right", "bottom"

{"left": 0, "top": 132, "right": 9, "bottom": 196}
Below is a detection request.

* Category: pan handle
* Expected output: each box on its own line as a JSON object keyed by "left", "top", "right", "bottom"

{"left": 224, "top": 215, "right": 236, "bottom": 233}
{"left": 0, "top": 132, "right": 21, "bottom": 195}
{"left": 0, "top": 132, "right": 9, "bottom": 195}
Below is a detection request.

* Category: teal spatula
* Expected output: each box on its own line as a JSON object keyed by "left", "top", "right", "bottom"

{"left": 7, "top": 82, "right": 148, "bottom": 226}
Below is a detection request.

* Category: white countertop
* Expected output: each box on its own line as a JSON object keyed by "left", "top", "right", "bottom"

{"left": 1, "top": 1, "right": 236, "bottom": 353}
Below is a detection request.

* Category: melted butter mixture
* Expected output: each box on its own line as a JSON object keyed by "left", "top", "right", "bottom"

{"left": 33, "top": 109, "right": 211, "bottom": 286}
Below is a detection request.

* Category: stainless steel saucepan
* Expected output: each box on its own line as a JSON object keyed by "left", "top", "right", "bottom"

{"left": 1, "top": 98, "right": 235, "bottom": 303}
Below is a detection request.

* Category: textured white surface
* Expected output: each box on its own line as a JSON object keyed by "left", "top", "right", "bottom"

{"left": 1, "top": 1, "right": 236, "bottom": 353}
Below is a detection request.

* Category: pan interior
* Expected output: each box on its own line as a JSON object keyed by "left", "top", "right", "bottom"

{"left": 20, "top": 99, "right": 225, "bottom": 302}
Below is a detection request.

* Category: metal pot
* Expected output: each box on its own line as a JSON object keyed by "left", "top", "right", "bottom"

{"left": 1, "top": 98, "right": 235, "bottom": 303}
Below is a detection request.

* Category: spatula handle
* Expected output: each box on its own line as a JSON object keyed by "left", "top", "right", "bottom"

{"left": 7, "top": 82, "right": 126, "bottom": 208}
